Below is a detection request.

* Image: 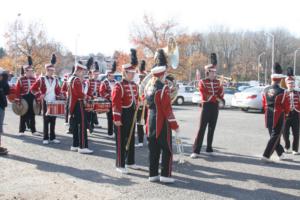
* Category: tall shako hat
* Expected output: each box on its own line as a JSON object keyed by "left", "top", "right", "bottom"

{"left": 122, "top": 48, "right": 138, "bottom": 73}
{"left": 151, "top": 49, "right": 167, "bottom": 77}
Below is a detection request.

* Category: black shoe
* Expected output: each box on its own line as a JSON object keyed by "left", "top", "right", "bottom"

{"left": 206, "top": 148, "right": 214, "bottom": 153}
{"left": 0, "top": 147, "right": 8, "bottom": 155}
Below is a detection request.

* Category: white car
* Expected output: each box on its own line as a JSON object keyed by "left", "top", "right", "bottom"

{"left": 174, "top": 85, "right": 196, "bottom": 105}
{"left": 192, "top": 88, "right": 237, "bottom": 108}
{"left": 231, "top": 86, "right": 265, "bottom": 111}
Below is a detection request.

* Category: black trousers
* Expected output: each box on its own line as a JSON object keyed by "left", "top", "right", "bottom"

{"left": 19, "top": 93, "right": 36, "bottom": 133}
{"left": 148, "top": 121, "right": 172, "bottom": 177}
{"left": 114, "top": 105, "right": 135, "bottom": 168}
{"left": 193, "top": 102, "right": 219, "bottom": 153}
{"left": 65, "top": 97, "right": 69, "bottom": 123}
{"left": 263, "top": 114, "right": 285, "bottom": 158}
{"left": 86, "top": 111, "right": 95, "bottom": 132}
{"left": 70, "top": 101, "right": 88, "bottom": 148}
{"left": 136, "top": 105, "right": 147, "bottom": 143}
{"left": 93, "top": 112, "right": 99, "bottom": 125}
{"left": 42, "top": 101, "right": 56, "bottom": 140}
{"left": 106, "top": 107, "right": 113, "bottom": 135}
{"left": 283, "top": 110, "right": 299, "bottom": 152}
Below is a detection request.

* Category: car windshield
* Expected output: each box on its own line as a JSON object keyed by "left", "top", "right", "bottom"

{"left": 243, "top": 87, "right": 263, "bottom": 93}
{"left": 224, "top": 88, "right": 236, "bottom": 94}
{"left": 185, "top": 87, "right": 195, "bottom": 93}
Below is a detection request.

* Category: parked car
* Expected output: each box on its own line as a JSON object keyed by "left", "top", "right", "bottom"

{"left": 237, "top": 85, "right": 252, "bottom": 92}
{"left": 231, "top": 86, "right": 265, "bottom": 112}
{"left": 192, "top": 87, "right": 237, "bottom": 108}
{"left": 174, "top": 85, "right": 196, "bottom": 105}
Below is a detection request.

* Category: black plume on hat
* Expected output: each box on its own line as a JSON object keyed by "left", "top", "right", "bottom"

{"left": 21, "top": 67, "right": 25, "bottom": 76}
{"left": 210, "top": 53, "right": 217, "bottom": 65}
{"left": 86, "top": 57, "right": 94, "bottom": 71}
{"left": 71, "top": 65, "right": 75, "bottom": 74}
{"left": 130, "top": 49, "right": 138, "bottom": 66}
{"left": 287, "top": 67, "right": 294, "bottom": 76}
{"left": 156, "top": 49, "right": 168, "bottom": 67}
{"left": 94, "top": 61, "right": 100, "bottom": 71}
{"left": 139, "top": 60, "right": 146, "bottom": 72}
{"left": 78, "top": 60, "right": 83, "bottom": 65}
{"left": 28, "top": 56, "right": 33, "bottom": 66}
{"left": 112, "top": 61, "right": 117, "bottom": 73}
{"left": 273, "top": 62, "right": 283, "bottom": 74}
{"left": 51, "top": 54, "right": 56, "bottom": 65}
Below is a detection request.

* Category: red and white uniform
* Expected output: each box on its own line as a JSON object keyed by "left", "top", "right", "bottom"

{"left": 61, "top": 74, "right": 69, "bottom": 98}
{"left": 99, "top": 79, "right": 116, "bottom": 100}
{"left": 283, "top": 89, "right": 300, "bottom": 113}
{"left": 111, "top": 79, "right": 138, "bottom": 122}
{"left": 146, "top": 84, "right": 179, "bottom": 138}
{"left": 199, "top": 79, "right": 224, "bottom": 103}
{"left": 262, "top": 85, "right": 289, "bottom": 128}
{"left": 15, "top": 76, "right": 36, "bottom": 100}
{"left": 68, "top": 75, "right": 85, "bottom": 115}
{"left": 87, "top": 79, "right": 101, "bottom": 98}
{"left": 31, "top": 76, "right": 61, "bottom": 101}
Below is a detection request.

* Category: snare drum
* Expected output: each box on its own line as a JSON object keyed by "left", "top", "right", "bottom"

{"left": 93, "top": 99, "right": 111, "bottom": 113}
{"left": 85, "top": 100, "right": 94, "bottom": 112}
{"left": 46, "top": 100, "right": 66, "bottom": 116}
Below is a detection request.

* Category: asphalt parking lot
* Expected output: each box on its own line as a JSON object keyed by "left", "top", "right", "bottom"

{"left": 0, "top": 105, "right": 299, "bottom": 200}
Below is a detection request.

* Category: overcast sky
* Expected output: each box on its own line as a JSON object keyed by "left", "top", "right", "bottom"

{"left": 0, "top": 0, "right": 299, "bottom": 56}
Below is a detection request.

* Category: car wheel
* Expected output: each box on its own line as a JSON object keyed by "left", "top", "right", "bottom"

{"left": 218, "top": 99, "right": 225, "bottom": 109}
{"left": 241, "top": 108, "right": 248, "bottom": 112}
{"left": 176, "top": 97, "right": 184, "bottom": 105}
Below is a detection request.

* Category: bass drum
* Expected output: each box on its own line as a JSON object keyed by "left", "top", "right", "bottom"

{"left": 139, "top": 73, "right": 178, "bottom": 102}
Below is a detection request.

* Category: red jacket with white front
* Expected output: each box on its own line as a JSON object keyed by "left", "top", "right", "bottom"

{"left": 262, "top": 84, "right": 289, "bottom": 128}
{"left": 30, "top": 76, "right": 61, "bottom": 100}
{"left": 146, "top": 80, "right": 179, "bottom": 138}
{"left": 99, "top": 79, "right": 116, "bottom": 101}
{"left": 111, "top": 79, "right": 138, "bottom": 122}
{"left": 87, "top": 79, "right": 101, "bottom": 98}
{"left": 15, "top": 76, "right": 36, "bottom": 100}
{"left": 68, "top": 75, "right": 85, "bottom": 114}
{"left": 282, "top": 89, "right": 300, "bottom": 113}
{"left": 199, "top": 78, "right": 224, "bottom": 103}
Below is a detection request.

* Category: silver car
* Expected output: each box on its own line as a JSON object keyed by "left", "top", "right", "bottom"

{"left": 231, "top": 86, "right": 265, "bottom": 112}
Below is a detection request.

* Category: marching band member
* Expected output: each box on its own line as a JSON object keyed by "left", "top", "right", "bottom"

{"left": 145, "top": 50, "right": 179, "bottom": 183}
{"left": 0, "top": 68, "right": 9, "bottom": 155}
{"left": 31, "top": 54, "right": 61, "bottom": 145}
{"left": 136, "top": 60, "right": 147, "bottom": 147}
{"left": 100, "top": 61, "right": 117, "bottom": 137}
{"left": 283, "top": 67, "right": 299, "bottom": 155}
{"left": 14, "top": 56, "right": 38, "bottom": 136}
{"left": 191, "top": 53, "right": 224, "bottom": 158}
{"left": 61, "top": 73, "right": 70, "bottom": 125}
{"left": 87, "top": 61, "right": 101, "bottom": 133}
{"left": 68, "top": 62, "right": 93, "bottom": 154}
{"left": 261, "top": 63, "right": 289, "bottom": 162}
{"left": 112, "top": 49, "right": 139, "bottom": 174}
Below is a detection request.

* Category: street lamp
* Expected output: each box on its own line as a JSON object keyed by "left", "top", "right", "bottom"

{"left": 15, "top": 13, "right": 21, "bottom": 75}
{"left": 258, "top": 52, "right": 265, "bottom": 83}
{"left": 293, "top": 48, "right": 300, "bottom": 75}
{"left": 74, "top": 34, "right": 80, "bottom": 64}
{"left": 265, "top": 32, "right": 275, "bottom": 73}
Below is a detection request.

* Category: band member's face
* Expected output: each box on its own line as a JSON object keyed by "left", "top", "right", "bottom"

{"left": 126, "top": 71, "right": 135, "bottom": 81}
{"left": 208, "top": 70, "right": 216, "bottom": 80}
{"left": 76, "top": 69, "right": 84, "bottom": 78}
{"left": 93, "top": 73, "right": 99, "bottom": 80}
{"left": 287, "top": 82, "right": 295, "bottom": 90}
{"left": 26, "top": 70, "right": 33, "bottom": 77}
{"left": 47, "top": 69, "right": 55, "bottom": 76}
{"left": 108, "top": 73, "right": 114, "bottom": 80}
